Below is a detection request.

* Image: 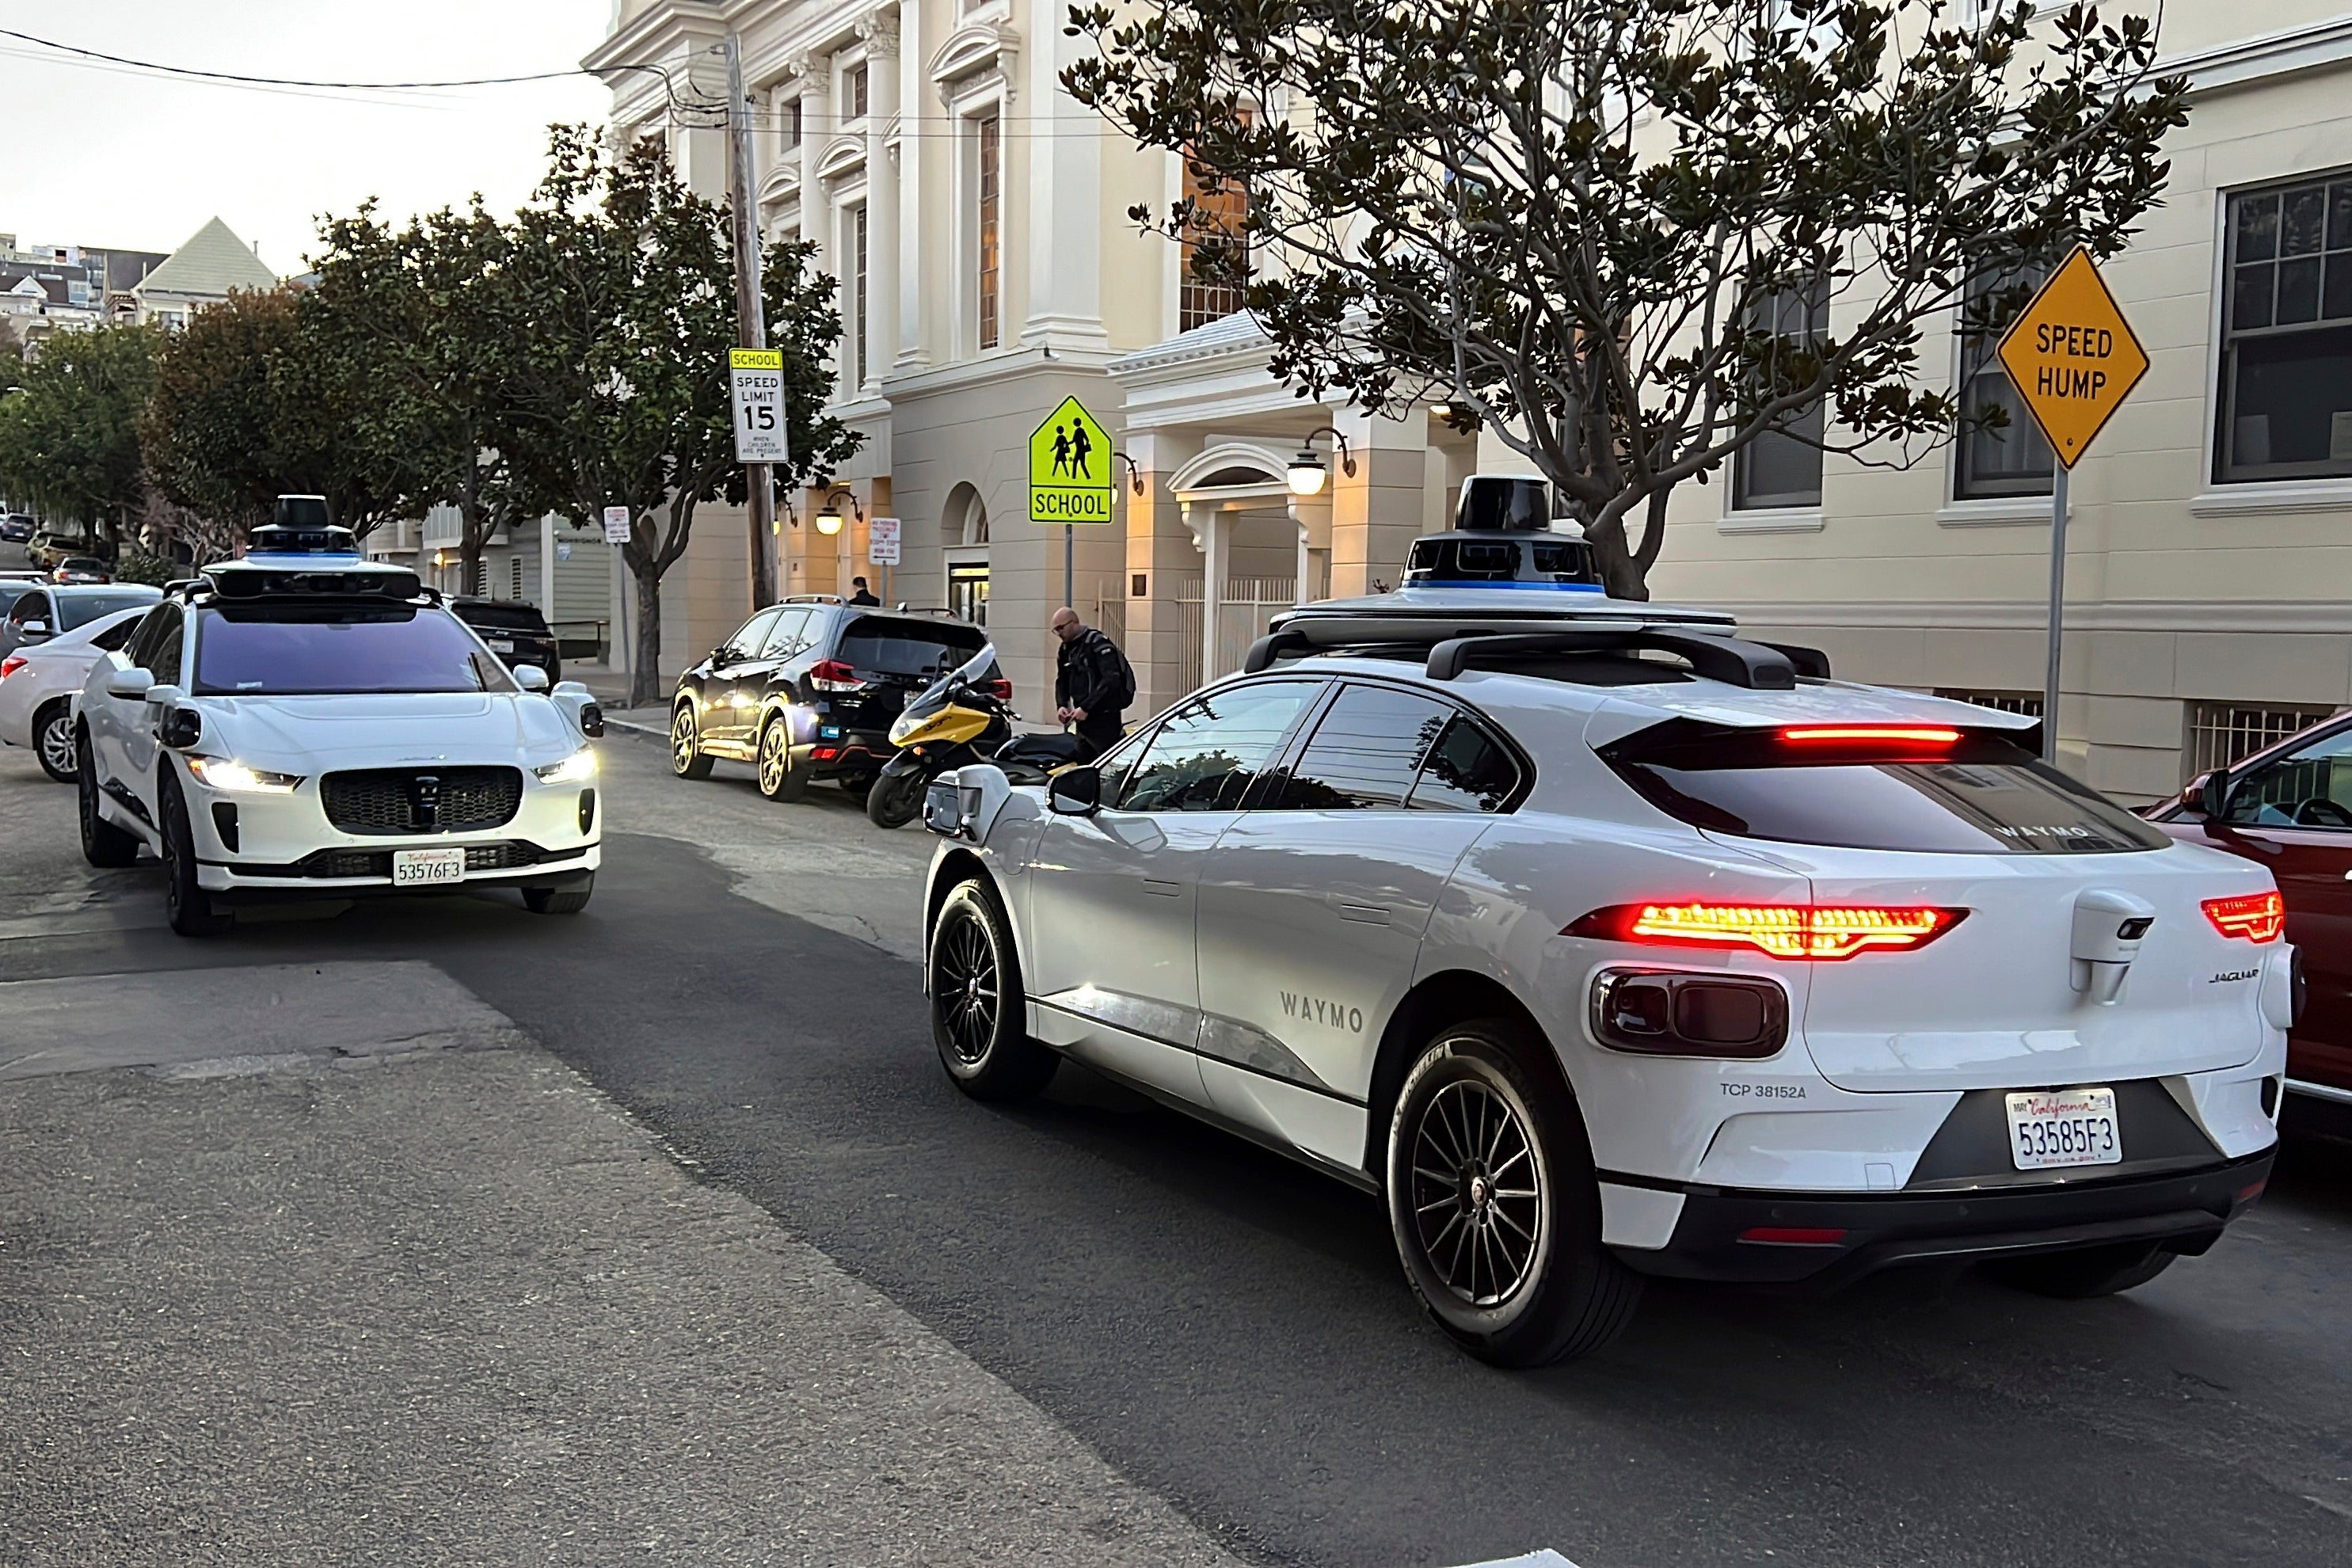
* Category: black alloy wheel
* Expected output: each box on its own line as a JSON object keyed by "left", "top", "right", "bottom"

{"left": 927, "top": 880, "right": 1057, "bottom": 1101}
{"left": 1386, "top": 1018, "right": 1640, "bottom": 1368}
{"left": 160, "top": 773, "right": 231, "bottom": 937}
{"left": 671, "top": 703, "right": 714, "bottom": 779}
{"left": 77, "top": 733, "right": 138, "bottom": 867}
{"left": 756, "top": 716, "right": 809, "bottom": 802}
{"left": 866, "top": 767, "right": 927, "bottom": 829}
{"left": 35, "top": 700, "right": 76, "bottom": 782}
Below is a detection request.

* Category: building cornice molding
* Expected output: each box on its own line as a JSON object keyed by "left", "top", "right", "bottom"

{"left": 2163, "top": 13, "right": 2352, "bottom": 97}
{"left": 928, "top": 22, "right": 1019, "bottom": 103}
{"left": 581, "top": 2, "right": 725, "bottom": 74}
{"left": 816, "top": 135, "right": 868, "bottom": 182}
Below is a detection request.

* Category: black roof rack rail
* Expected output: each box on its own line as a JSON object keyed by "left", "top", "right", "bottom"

{"left": 1243, "top": 613, "right": 1663, "bottom": 675}
{"left": 782, "top": 592, "right": 844, "bottom": 605}
{"left": 1756, "top": 640, "right": 1833, "bottom": 679}
{"left": 1425, "top": 630, "right": 1798, "bottom": 690}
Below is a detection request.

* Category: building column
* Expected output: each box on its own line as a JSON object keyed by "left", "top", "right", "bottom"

{"left": 1330, "top": 410, "right": 1432, "bottom": 597}
{"left": 892, "top": 0, "right": 927, "bottom": 372}
{"left": 859, "top": 8, "right": 900, "bottom": 398}
{"left": 539, "top": 513, "right": 557, "bottom": 614}
{"left": 1121, "top": 432, "right": 1197, "bottom": 717}
{"left": 1020, "top": 0, "right": 1108, "bottom": 350}
{"left": 1195, "top": 502, "right": 1229, "bottom": 686}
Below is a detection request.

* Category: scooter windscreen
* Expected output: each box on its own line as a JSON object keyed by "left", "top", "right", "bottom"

{"left": 896, "top": 641, "right": 998, "bottom": 729}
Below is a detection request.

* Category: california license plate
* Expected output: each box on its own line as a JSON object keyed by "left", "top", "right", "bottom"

{"left": 2006, "top": 1087, "right": 2122, "bottom": 1170}
{"left": 391, "top": 847, "right": 466, "bottom": 886}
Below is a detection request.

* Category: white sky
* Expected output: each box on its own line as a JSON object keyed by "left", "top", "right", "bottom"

{"left": 0, "top": 2, "right": 616, "bottom": 273}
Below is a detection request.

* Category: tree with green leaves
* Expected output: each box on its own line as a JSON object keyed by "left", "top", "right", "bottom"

{"left": 497, "top": 126, "right": 858, "bottom": 706}
{"left": 1066, "top": 0, "right": 2188, "bottom": 597}
{"left": 307, "top": 200, "right": 550, "bottom": 585}
{"left": 0, "top": 322, "right": 163, "bottom": 543}
{"left": 140, "top": 287, "right": 414, "bottom": 551}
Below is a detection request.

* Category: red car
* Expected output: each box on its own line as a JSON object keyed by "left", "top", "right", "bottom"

{"left": 2150, "top": 715, "right": 2352, "bottom": 1132}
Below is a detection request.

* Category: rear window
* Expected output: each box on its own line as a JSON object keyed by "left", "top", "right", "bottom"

{"left": 1604, "top": 721, "right": 2168, "bottom": 854}
{"left": 0, "top": 583, "right": 30, "bottom": 612}
{"left": 194, "top": 605, "right": 512, "bottom": 695}
{"left": 57, "top": 592, "right": 160, "bottom": 630}
{"left": 454, "top": 601, "right": 550, "bottom": 633}
{"left": 835, "top": 616, "right": 985, "bottom": 679}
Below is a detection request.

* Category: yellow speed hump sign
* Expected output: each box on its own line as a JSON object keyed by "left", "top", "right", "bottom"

{"left": 1994, "top": 247, "right": 2149, "bottom": 468}
{"left": 1028, "top": 397, "right": 1116, "bottom": 524}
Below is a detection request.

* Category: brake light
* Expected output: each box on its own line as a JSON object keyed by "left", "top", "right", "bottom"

{"left": 1567, "top": 902, "right": 1967, "bottom": 960}
{"left": 0, "top": 655, "right": 23, "bottom": 681}
{"left": 984, "top": 678, "right": 1013, "bottom": 702}
{"left": 809, "top": 658, "right": 865, "bottom": 692}
{"left": 1781, "top": 725, "right": 1960, "bottom": 746}
{"left": 2202, "top": 891, "right": 2285, "bottom": 943}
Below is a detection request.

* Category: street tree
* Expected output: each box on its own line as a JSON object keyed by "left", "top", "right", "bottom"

{"left": 308, "top": 200, "right": 550, "bottom": 587}
{"left": 0, "top": 322, "right": 163, "bottom": 543}
{"left": 141, "top": 287, "right": 413, "bottom": 550}
{"left": 1066, "top": 0, "right": 2189, "bottom": 596}
{"left": 498, "top": 127, "right": 858, "bottom": 706}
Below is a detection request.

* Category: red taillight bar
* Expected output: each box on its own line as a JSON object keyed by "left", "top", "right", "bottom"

{"left": 809, "top": 658, "right": 865, "bottom": 692}
{"left": 1566, "top": 902, "right": 1968, "bottom": 961}
{"left": 2202, "top": 891, "right": 2285, "bottom": 943}
{"left": 983, "top": 677, "right": 1013, "bottom": 702}
{"left": 1781, "top": 725, "right": 1961, "bottom": 745}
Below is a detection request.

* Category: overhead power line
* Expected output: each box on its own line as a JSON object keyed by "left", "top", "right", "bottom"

{"left": 0, "top": 25, "right": 598, "bottom": 89}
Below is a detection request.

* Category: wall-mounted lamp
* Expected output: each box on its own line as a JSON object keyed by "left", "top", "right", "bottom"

{"left": 814, "top": 485, "right": 862, "bottom": 537}
{"left": 1110, "top": 452, "right": 1147, "bottom": 497}
{"left": 1285, "top": 426, "right": 1357, "bottom": 497}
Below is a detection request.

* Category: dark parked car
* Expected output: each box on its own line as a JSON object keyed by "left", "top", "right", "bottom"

{"left": 2148, "top": 714, "right": 2352, "bottom": 1133}
{"left": 450, "top": 597, "right": 561, "bottom": 683}
{"left": 0, "top": 515, "right": 34, "bottom": 543}
{"left": 668, "top": 596, "right": 993, "bottom": 802}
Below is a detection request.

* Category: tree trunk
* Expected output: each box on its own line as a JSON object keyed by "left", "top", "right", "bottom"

{"left": 630, "top": 564, "right": 663, "bottom": 709}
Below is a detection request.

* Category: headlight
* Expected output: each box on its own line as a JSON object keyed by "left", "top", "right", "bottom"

{"left": 534, "top": 748, "right": 598, "bottom": 785}
{"left": 185, "top": 756, "right": 303, "bottom": 794}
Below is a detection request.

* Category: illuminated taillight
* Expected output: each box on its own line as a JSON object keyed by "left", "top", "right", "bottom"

{"left": 2202, "top": 891, "right": 2285, "bottom": 943}
{"left": 983, "top": 678, "right": 1013, "bottom": 702}
{"left": 1781, "top": 725, "right": 1960, "bottom": 746}
{"left": 1566, "top": 902, "right": 1967, "bottom": 961}
{"left": 809, "top": 658, "right": 865, "bottom": 692}
{"left": 0, "top": 655, "right": 24, "bottom": 681}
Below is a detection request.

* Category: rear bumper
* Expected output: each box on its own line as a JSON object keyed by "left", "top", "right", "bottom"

{"left": 1616, "top": 1150, "right": 2273, "bottom": 1287}
{"left": 796, "top": 730, "right": 891, "bottom": 777}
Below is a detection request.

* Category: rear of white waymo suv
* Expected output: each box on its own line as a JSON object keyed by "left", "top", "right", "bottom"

{"left": 1581, "top": 710, "right": 2288, "bottom": 1285}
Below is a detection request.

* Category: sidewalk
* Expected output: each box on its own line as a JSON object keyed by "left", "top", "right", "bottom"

{"left": 0, "top": 962, "right": 1239, "bottom": 1567}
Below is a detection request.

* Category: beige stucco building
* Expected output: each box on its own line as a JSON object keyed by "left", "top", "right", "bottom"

{"left": 596, "top": 4, "right": 2352, "bottom": 794}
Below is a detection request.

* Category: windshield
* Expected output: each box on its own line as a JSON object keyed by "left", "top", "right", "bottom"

{"left": 58, "top": 591, "right": 159, "bottom": 630}
{"left": 837, "top": 616, "right": 988, "bottom": 679}
{"left": 901, "top": 642, "right": 999, "bottom": 724}
{"left": 193, "top": 604, "right": 514, "bottom": 696}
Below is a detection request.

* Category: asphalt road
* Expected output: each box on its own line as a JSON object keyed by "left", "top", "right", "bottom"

{"left": 4, "top": 721, "right": 2350, "bottom": 1566}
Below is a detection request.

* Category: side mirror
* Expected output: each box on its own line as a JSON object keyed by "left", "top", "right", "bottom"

{"left": 2185, "top": 768, "right": 2232, "bottom": 818}
{"left": 1048, "top": 766, "right": 1102, "bottom": 816}
{"left": 158, "top": 706, "right": 202, "bottom": 750}
{"left": 512, "top": 664, "right": 551, "bottom": 693}
{"left": 18, "top": 620, "right": 49, "bottom": 641}
{"left": 105, "top": 665, "right": 154, "bottom": 700}
{"left": 550, "top": 679, "right": 604, "bottom": 737}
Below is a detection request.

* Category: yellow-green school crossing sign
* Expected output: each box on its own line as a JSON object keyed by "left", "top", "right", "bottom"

{"left": 1028, "top": 397, "right": 1115, "bottom": 525}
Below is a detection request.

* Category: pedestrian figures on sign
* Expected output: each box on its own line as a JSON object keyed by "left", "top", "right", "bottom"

{"left": 1052, "top": 425, "right": 1072, "bottom": 478}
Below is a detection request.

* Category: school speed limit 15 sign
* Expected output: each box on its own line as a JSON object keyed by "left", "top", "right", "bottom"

{"left": 729, "top": 348, "right": 788, "bottom": 464}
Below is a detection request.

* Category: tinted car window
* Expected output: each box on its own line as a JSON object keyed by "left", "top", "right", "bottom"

{"left": 56, "top": 591, "right": 159, "bottom": 630}
{"left": 1270, "top": 683, "right": 1452, "bottom": 809}
{"left": 88, "top": 614, "right": 143, "bottom": 653}
{"left": 1117, "top": 680, "right": 1320, "bottom": 813}
{"left": 9, "top": 591, "right": 49, "bottom": 625}
{"left": 1410, "top": 717, "right": 1520, "bottom": 813}
{"left": 144, "top": 606, "right": 185, "bottom": 685}
{"left": 454, "top": 600, "right": 552, "bottom": 634}
{"left": 2221, "top": 723, "right": 2352, "bottom": 829}
{"left": 762, "top": 607, "right": 813, "bottom": 658}
{"left": 835, "top": 616, "right": 987, "bottom": 678}
{"left": 0, "top": 582, "right": 30, "bottom": 613}
{"left": 194, "top": 606, "right": 512, "bottom": 695}
{"left": 725, "top": 608, "right": 782, "bottom": 660}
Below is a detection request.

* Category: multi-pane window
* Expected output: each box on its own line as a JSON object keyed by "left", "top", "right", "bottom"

{"left": 1733, "top": 284, "right": 1829, "bottom": 509}
{"left": 851, "top": 204, "right": 870, "bottom": 392}
{"left": 1178, "top": 127, "right": 1250, "bottom": 333}
{"left": 846, "top": 63, "right": 870, "bottom": 120}
{"left": 1954, "top": 263, "right": 2054, "bottom": 499}
{"left": 2217, "top": 174, "right": 2352, "bottom": 484}
{"left": 976, "top": 113, "right": 1001, "bottom": 351}
{"left": 781, "top": 93, "right": 801, "bottom": 150}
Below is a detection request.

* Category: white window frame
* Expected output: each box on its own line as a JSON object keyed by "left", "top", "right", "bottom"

{"left": 946, "top": 78, "right": 1008, "bottom": 363}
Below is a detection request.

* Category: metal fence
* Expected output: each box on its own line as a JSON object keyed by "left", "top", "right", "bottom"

{"left": 2184, "top": 701, "right": 2335, "bottom": 778}
{"left": 1171, "top": 577, "right": 1296, "bottom": 692}
{"left": 1932, "top": 688, "right": 2045, "bottom": 717}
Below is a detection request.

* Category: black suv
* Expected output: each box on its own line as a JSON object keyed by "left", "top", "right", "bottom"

{"left": 450, "top": 598, "right": 561, "bottom": 682}
{"left": 669, "top": 597, "right": 993, "bottom": 802}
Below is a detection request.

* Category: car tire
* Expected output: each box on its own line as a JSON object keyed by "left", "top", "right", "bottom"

{"left": 76, "top": 732, "right": 139, "bottom": 868}
{"left": 670, "top": 703, "right": 714, "bottom": 779}
{"left": 866, "top": 767, "right": 926, "bottom": 829}
{"left": 756, "top": 715, "right": 808, "bottom": 802}
{"left": 1385, "top": 1018, "right": 1641, "bottom": 1368}
{"left": 34, "top": 699, "right": 77, "bottom": 782}
{"left": 927, "top": 879, "right": 1058, "bottom": 1102}
{"left": 523, "top": 876, "right": 594, "bottom": 915}
{"left": 160, "top": 773, "right": 231, "bottom": 938}
{"left": 1983, "top": 1242, "right": 2177, "bottom": 1300}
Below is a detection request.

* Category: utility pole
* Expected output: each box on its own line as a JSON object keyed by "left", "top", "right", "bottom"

{"left": 722, "top": 33, "right": 777, "bottom": 608}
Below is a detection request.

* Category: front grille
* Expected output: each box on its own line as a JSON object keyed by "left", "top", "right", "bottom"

{"left": 321, "top": 767, "right": 522, "bottom": 835}
{"left": 266, "top": 841, "right": 580, "bottom": 880}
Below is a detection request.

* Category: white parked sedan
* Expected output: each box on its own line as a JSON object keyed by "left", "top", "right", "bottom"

{"left": 76, "top": 522, "right": 603, "bottom": 936}
{"left": 0, "top": 605, "right": 148, "bottom": 781}
{"left": 916, "top": 593, "right": 2290, "bottom": 1368}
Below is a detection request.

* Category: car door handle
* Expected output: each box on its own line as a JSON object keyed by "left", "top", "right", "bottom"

{"left": 1331, "top": 897, "right": 1391, "bottom": 925}
{"left": 1141, "top": 878, "right": 1182, "bottom": 897}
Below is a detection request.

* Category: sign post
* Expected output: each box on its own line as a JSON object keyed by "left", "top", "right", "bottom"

{"left": 1029, "top": 396, "right": 1115, "bottom": 609}
{"left": 869, "top": 516, "right": 901, "bottom": 606}
{"left": 603, "top": 506, "right": 634, "bottom": 685}
{"left": 1995, "top": 247, "right": 2149, "bottom": 763}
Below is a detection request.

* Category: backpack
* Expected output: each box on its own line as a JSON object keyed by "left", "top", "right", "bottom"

{"left": 1102, "top": 634, "right": 1137, "bottom": 711}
